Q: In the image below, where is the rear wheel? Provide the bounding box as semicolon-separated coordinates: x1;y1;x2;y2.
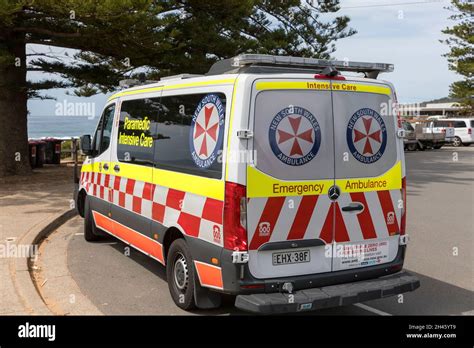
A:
452;136;462;147
166;239;196;310
407;143;417;151
84;196;101;242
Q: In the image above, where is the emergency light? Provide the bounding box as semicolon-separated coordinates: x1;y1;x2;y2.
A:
208;54;394;78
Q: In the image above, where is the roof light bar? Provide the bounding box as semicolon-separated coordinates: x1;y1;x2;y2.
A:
208;54;394;78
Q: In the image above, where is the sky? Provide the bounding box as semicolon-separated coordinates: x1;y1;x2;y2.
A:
27;0;460;117
334;0;458;103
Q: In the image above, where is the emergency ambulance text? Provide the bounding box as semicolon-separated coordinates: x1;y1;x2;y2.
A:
273;183;324;195
344;179;387;190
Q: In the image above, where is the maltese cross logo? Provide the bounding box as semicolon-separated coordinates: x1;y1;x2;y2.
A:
346;108;387;164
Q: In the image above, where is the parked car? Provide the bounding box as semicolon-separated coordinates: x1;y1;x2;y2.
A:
440;118;474;147
431;120;456;144
402;121;417;151
414;121;454;150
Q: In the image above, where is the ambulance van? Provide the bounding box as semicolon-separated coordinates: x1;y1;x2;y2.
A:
75;55;420;313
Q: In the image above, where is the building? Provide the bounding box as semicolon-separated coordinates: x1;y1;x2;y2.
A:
400;101;463;120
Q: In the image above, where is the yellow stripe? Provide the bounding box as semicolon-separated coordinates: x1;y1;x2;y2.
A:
337;161;402;193
247;166;332;198
81;162;224;200
225;79;239;180
255;81;391;96
247;161;402;198
108;78;237;102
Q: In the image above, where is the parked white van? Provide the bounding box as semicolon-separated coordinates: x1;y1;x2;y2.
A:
75;54;420;314
440;118;474;147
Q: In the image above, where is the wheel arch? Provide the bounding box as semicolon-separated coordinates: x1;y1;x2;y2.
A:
77;189;87;218
162;226;186;264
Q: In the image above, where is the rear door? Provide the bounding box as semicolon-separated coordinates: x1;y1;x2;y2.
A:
331;79;402;271
246;79;335;279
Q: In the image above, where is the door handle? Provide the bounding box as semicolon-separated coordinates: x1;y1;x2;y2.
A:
342;202;364;212
114;165;120;173
103;163;109;171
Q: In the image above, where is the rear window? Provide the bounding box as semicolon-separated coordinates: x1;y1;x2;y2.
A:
332;87;397;179
471;120;474;128
252;89;335;181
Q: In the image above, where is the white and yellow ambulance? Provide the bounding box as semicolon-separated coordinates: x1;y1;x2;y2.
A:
75;55;420;313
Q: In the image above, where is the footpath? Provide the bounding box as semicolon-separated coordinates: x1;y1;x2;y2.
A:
0;165;77;314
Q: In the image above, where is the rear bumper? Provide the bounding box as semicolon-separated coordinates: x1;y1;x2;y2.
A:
235;271;420;314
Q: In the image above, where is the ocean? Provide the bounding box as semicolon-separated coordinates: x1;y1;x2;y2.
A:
28;116;98;139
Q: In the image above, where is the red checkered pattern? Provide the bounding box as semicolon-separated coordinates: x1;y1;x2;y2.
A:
80;171;224;246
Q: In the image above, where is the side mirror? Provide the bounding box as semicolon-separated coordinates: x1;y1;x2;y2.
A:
80;135;94;156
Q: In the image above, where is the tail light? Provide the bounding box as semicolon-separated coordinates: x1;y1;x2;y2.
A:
393;94;402;128
468;128;472;135
223;182;248;251
400;177;406;235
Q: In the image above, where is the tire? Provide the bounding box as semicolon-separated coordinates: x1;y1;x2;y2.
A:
166;239;196;310
452;136;462;147
407;143;417;151
84;196;101;242
433;145;443;149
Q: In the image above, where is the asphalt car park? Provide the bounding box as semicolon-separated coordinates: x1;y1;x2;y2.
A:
39;146;474;315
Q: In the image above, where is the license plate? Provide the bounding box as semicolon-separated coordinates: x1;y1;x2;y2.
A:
272;249;310;266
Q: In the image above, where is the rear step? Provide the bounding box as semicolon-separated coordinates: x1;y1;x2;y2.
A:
235;271;420;314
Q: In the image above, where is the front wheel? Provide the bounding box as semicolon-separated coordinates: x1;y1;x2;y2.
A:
166;239;196;310
84;196;102;242
407;143;417;151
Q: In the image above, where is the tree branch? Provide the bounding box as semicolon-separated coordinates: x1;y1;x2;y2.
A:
14;27;81;38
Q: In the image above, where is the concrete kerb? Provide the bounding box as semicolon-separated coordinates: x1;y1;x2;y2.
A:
11;209;78;315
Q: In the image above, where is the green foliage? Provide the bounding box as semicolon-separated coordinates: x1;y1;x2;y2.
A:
0;0;355;98
442;0;473;114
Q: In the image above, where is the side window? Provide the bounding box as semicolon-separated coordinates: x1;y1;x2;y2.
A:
92;104;115;156
402;122;414;131
454;121;466;128
117;98;160;166
155;93;226;179
434;121;449;127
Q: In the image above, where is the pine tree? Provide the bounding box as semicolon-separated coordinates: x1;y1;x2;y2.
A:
0;0;355;176
442;0;473;114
